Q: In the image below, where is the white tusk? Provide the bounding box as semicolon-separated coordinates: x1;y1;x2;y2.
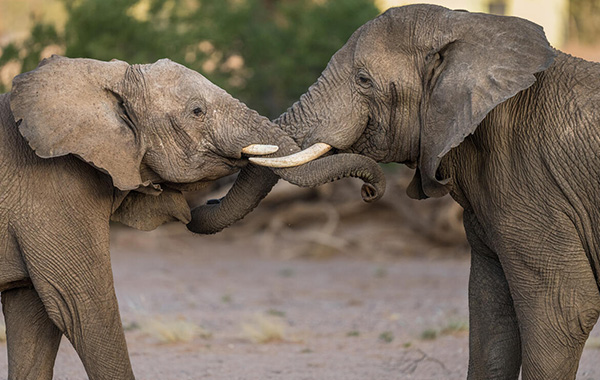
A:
241;144;279;155
249;142;332;168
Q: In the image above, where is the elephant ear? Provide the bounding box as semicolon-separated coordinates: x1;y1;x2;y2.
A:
10;55;147;191
111;188;191;231
407;9;556;199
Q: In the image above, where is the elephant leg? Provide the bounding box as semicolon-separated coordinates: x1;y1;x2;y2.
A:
464;213;521;380
467;252;521;379
2;287;62;380
501;225;600;380
18;223;135;380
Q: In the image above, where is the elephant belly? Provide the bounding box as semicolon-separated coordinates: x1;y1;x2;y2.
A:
0;208;29;291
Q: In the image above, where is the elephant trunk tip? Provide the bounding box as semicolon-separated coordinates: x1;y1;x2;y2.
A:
186;203;226;235
361;183;383;203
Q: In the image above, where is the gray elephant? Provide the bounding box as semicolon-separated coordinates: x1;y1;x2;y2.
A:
189;4;600;380
0;55;385;379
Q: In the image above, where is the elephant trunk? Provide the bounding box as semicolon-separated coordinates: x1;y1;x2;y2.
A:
186;114;385;235
273;42;357;151
269;154;384;202
186;157;385;235
186;164;279;234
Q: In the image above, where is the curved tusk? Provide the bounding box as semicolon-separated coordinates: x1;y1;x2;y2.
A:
241;144;279;155
249;142;332;168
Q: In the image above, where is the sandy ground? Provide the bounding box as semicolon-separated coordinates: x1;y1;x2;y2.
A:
0;181;599;379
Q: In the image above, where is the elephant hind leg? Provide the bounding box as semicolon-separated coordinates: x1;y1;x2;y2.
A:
2;287;62;380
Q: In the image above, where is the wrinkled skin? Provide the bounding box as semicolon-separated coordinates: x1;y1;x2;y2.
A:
194;4;600;379
0;55;384;379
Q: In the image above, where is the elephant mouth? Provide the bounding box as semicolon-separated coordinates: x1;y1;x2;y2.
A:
229;158;249;169
223;144;283;169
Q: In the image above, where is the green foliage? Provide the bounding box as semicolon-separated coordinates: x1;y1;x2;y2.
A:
0;0;379;117
0;21;62;93
62;0;164;63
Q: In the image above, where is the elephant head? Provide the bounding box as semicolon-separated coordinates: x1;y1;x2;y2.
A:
10;55;385;231
256;4;555;199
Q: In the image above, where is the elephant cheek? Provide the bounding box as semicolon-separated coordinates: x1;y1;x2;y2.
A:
187;161;240;183
347;132;384;161
306;117;370;153
341;117;387;162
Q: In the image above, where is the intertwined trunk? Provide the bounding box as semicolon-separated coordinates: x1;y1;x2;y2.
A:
187;55;381;235
187;102;384;234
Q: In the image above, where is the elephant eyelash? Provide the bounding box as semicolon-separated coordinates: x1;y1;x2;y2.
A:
358;75;371;86
192;106;206;123
355;70;374;89
192;104;206;119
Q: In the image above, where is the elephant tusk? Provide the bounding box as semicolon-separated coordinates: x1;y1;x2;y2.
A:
249;143;332;168
241;144;280;155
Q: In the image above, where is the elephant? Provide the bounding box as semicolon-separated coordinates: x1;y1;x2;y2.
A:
0;55;385;379
188;4;600;380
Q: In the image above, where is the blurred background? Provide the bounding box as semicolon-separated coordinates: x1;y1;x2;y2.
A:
1;0;599;116
1;1;600;378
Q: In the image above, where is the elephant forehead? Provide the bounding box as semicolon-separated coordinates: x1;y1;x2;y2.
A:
144;61;226;103
359;4;449;54
354;35;415;78
354;21;413;66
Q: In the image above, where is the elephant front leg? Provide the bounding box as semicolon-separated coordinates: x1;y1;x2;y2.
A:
466;232;521;380
500;223;600;380
19;224;135;380
2;287;62;380
510;260;600;379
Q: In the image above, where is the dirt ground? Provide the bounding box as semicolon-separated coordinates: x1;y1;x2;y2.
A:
0;180;599;380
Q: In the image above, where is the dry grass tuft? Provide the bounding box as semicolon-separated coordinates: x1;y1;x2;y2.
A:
420;318;469;341
420;328;438;340
241;314;287;343
440;319;469;335
379;331;394;343
139;316;211;344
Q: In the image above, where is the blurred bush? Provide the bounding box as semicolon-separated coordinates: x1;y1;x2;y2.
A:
569;0;600;45
0;0;379;118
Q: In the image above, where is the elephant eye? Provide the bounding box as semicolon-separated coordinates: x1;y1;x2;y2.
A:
192;106;204;117
356;72;373;88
